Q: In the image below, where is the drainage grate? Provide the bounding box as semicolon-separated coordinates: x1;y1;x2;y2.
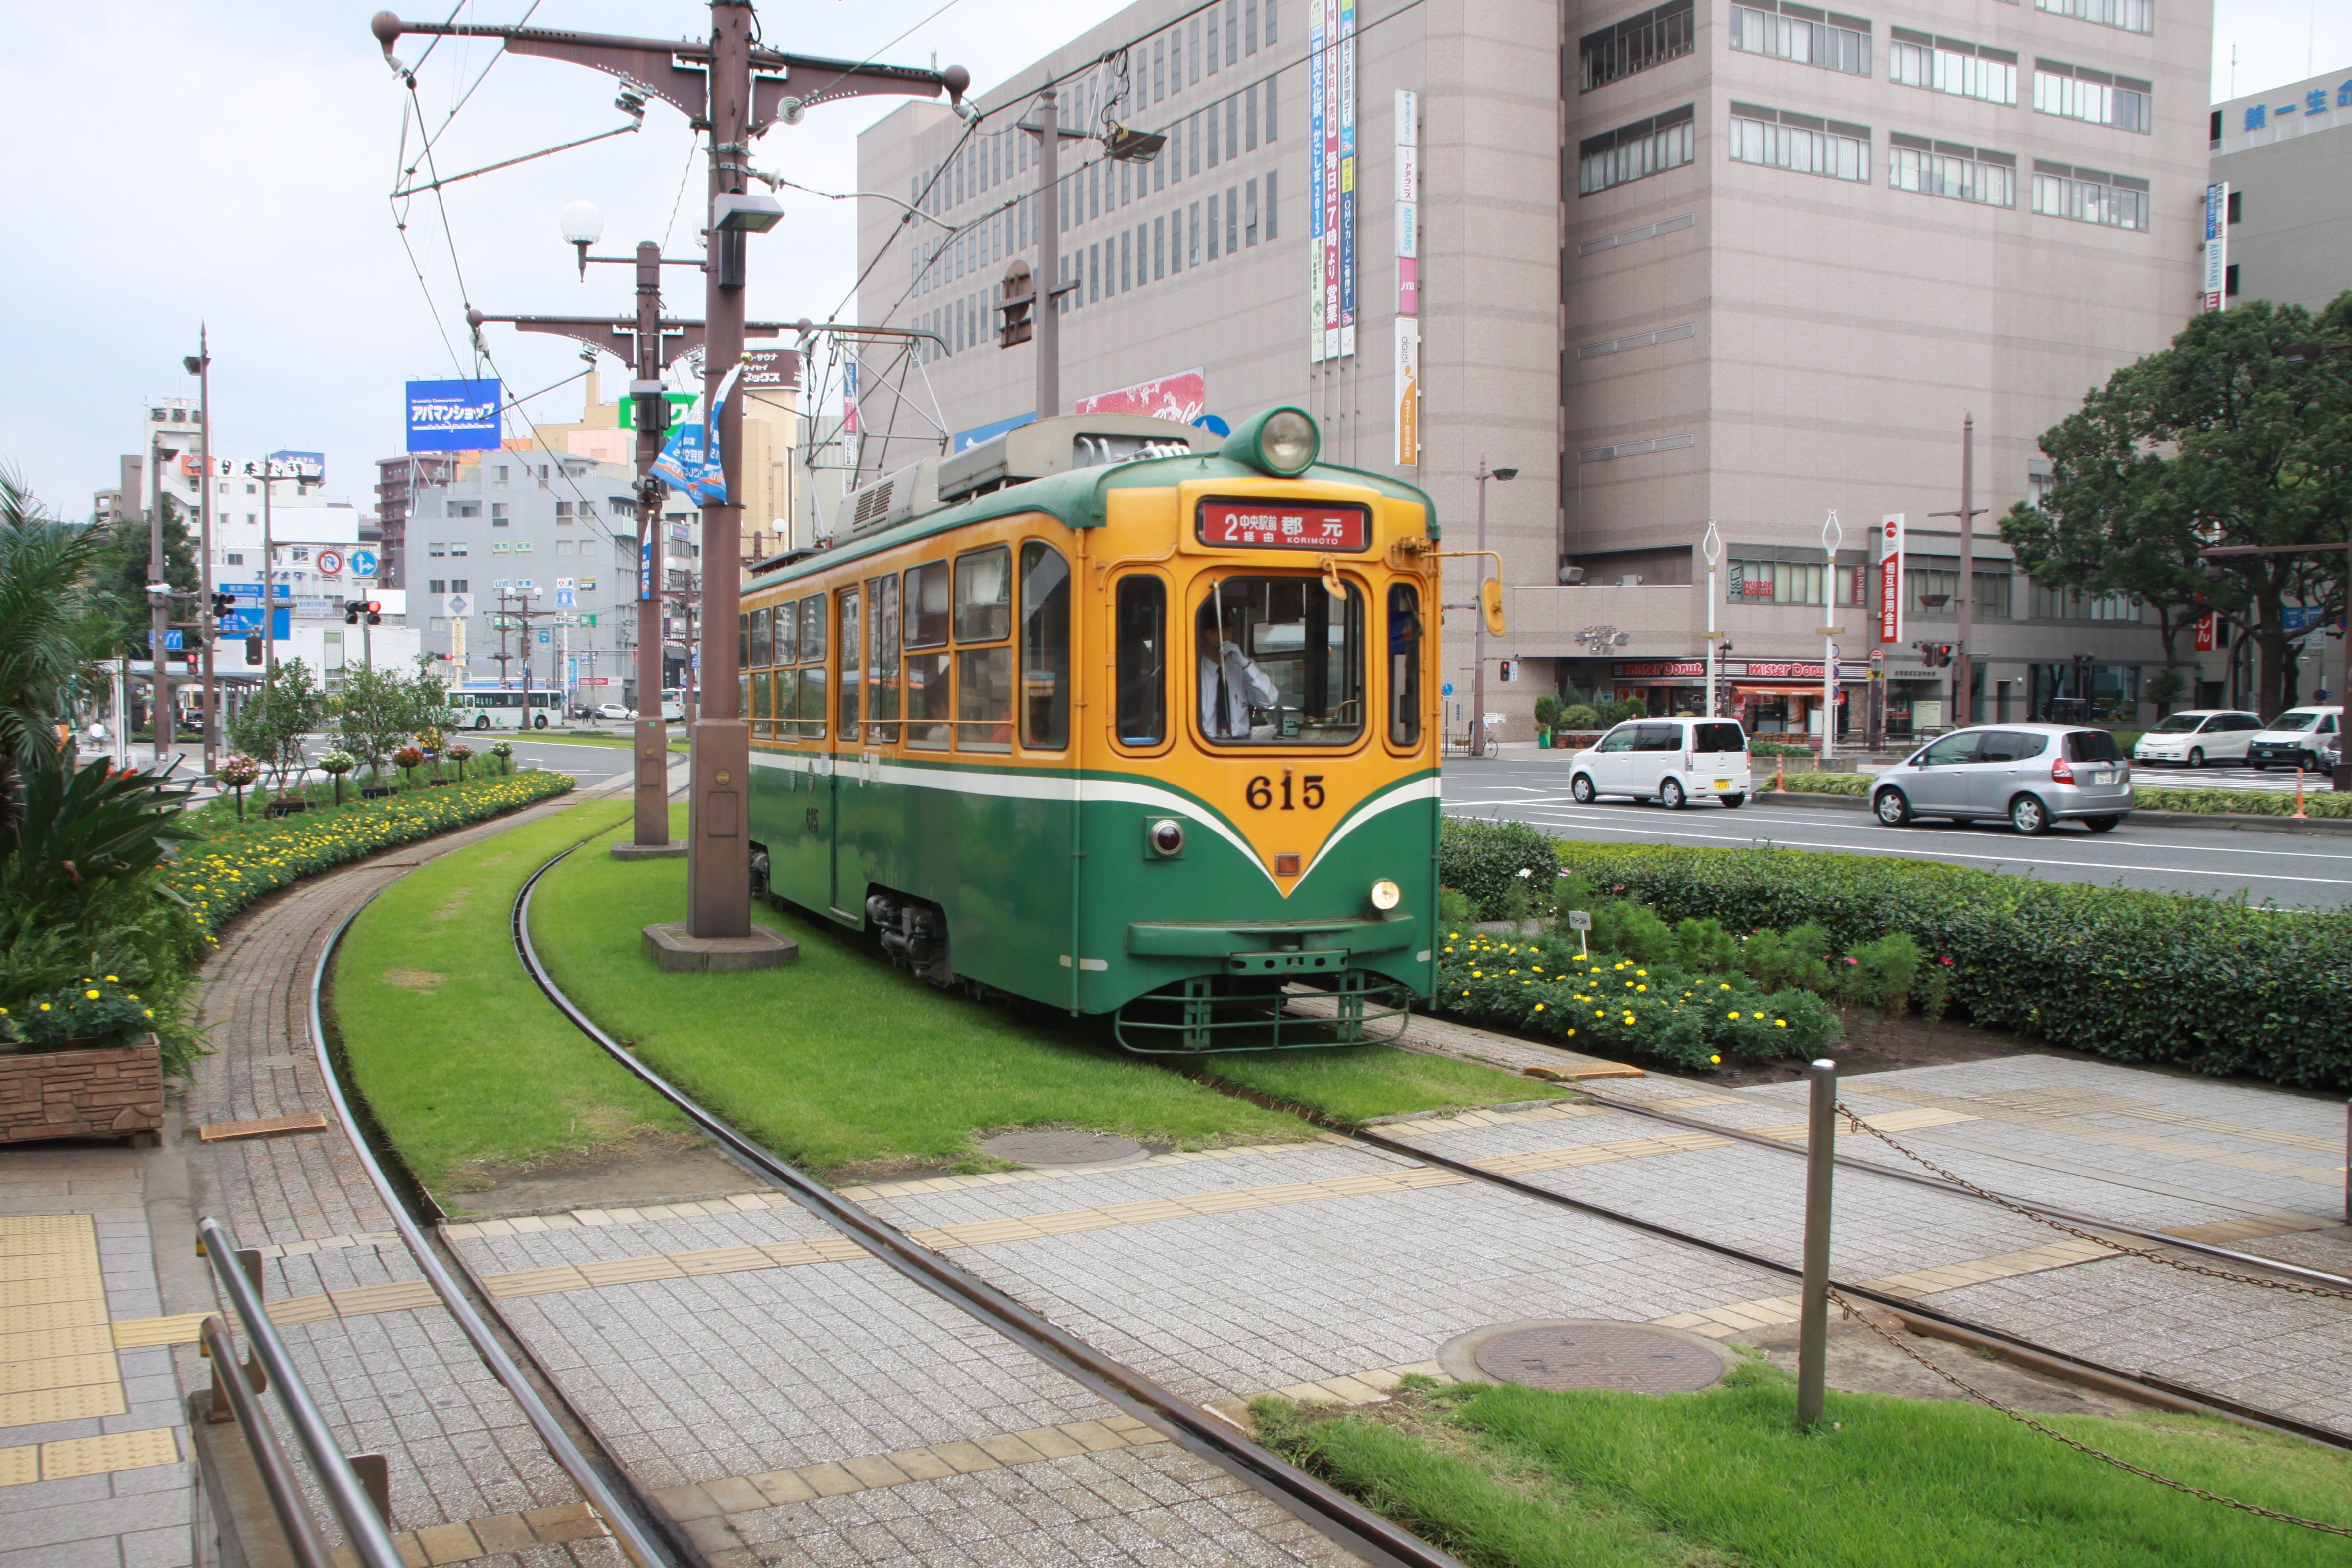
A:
979;1131;1147;1167
1472;1323;1727;1394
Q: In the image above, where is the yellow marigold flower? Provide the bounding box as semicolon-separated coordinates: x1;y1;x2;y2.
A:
143;1010;154;1018
84;990;100;1000
1728;1010;1740;1019
38;1004;50;1012
104;975;118;982
1710;1054;1721;1064
1534;1003;1545;1012
1636;984;1647;992
1775;1019;1788;1028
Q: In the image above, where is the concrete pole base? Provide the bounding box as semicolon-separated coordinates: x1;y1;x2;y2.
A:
641;921;798;973
610;840;689;861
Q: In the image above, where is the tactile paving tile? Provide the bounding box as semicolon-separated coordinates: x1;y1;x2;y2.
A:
0;1215;126;1431
34;1427;180;1481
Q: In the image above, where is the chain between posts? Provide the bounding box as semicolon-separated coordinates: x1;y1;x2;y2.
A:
1834;1101;2352;1301
1823;1286;2352;1537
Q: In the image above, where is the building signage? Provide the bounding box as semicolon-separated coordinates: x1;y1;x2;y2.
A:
1309;0;1358;362
2202;182;2228;313
1392;88;1419;466
1614;660;1860;680
1878;512;1905;645
2194;611;2217;652
952;412;1039;452
740;347;803;392
1394;319;1420;466
405;379;503;453
1076;369;1207;423
618;392;699;432
267;450;326;481
1196;501;1369;551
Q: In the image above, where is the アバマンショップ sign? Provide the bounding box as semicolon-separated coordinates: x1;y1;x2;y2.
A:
1197;501;1369;551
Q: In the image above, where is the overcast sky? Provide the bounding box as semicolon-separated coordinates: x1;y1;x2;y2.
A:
0;0;2343;519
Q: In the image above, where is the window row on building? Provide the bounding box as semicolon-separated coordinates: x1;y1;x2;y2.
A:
913;76;1278;299
913;0;1278;223
917;170;1280;360
1888;133;2016;207
1580;0;1697;92
1729;2;1869;78
2033;57;2152;130
1577;104;1697;194
1726;102;1872;182
1716;557;2143;621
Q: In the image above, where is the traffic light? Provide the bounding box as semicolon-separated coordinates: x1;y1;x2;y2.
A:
365;601;383;626
210;591;236;618
998;260;1034;348
343;599;363;624
244;635;263;666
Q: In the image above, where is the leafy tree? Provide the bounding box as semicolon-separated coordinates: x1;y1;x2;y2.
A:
227;658;325;792
407;656;457;740
336;664;416;784
0;473;123;834
86;494;201;663
2002;294;2352;717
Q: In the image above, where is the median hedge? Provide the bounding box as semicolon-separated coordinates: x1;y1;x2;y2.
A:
162;770;575;932
1545;838;2352;1089
1769;769;2352;817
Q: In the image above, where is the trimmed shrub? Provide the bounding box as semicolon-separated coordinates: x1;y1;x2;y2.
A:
1838;931;1922;1014
1560;703;1600;731
1438;819;1562;921
1555;840;2352;1089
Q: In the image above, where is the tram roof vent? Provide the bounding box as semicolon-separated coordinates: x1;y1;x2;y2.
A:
836;459;941;538
935;413;1218;505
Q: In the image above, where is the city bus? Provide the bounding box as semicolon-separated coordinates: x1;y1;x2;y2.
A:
447;687;566;730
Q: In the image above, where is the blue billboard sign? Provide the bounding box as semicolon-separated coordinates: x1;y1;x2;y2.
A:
405;379;503;453
952;412;1037;452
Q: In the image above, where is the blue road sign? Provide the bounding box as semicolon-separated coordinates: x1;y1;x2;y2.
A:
218;609;263;634
537;630;552;644
147;630;185;651
1441;682;1454;696
350;549;379;578
555;588;576;608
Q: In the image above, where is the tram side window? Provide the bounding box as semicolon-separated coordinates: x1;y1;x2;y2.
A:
1114;575;1167;745
955;546;1013;753
748;606;771;669
751;666;771;737
1198;576;1365;746
838;586;861;743
1387;583;1422;747
867;575;900;743
797;594;827;741
775;599;799;665
1020;542;1071;749
904;561;951;749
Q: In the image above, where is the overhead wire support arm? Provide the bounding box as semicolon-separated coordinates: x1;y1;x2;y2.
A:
389;120;643;200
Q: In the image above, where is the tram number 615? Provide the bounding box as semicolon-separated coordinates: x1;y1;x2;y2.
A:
1246;774;1325;810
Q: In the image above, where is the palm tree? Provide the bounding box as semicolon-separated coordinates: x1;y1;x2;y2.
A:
0;471;113;833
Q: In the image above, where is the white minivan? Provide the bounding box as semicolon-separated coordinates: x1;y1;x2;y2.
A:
2245;706;2342;772
1570;717;1754;809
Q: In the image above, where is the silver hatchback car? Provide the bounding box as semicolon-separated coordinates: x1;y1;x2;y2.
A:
1872;724;2133;835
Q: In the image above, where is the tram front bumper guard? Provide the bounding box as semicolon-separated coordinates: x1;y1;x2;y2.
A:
1124;914;1413;964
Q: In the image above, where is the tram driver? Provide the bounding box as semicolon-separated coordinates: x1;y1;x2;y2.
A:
1198;600;1280;741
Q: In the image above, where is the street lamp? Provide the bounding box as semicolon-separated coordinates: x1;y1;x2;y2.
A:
183;332;216;774
1470;462;1517;757
559;199;603;278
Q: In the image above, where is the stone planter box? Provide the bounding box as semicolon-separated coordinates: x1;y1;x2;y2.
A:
0;1036;165;1147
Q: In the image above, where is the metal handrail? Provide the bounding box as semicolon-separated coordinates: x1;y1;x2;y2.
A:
199;1215;405;1568
198;1313;331;1568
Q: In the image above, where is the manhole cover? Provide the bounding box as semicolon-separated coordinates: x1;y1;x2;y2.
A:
979;1131;1146;1167
1472;1323;1727;1394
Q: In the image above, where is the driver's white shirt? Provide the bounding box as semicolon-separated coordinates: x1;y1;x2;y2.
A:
1198;646;1279;737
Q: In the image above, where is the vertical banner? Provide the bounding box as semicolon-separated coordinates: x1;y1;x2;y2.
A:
1396;89;1418;316
2202;181;2228;312
2194;612;2217;653
1394;318;1420;466
1308;0;1328;362
1337;0;1358;359
1877;513;1905;645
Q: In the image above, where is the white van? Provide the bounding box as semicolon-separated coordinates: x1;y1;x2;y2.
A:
2244;706;2341;772
1569;717;1754;808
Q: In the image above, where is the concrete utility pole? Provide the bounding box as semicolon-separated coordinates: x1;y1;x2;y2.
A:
1019;87;1087;419
1469;461;1517;757
184;331;217;774
147;430;174;771
1931;417;1987;729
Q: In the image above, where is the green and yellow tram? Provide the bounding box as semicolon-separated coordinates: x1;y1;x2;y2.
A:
740;407;1478;1050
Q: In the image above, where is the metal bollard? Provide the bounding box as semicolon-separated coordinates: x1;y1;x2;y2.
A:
1797;1058;1837;1428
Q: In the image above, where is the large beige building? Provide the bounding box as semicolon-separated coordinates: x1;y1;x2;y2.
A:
856;0;2208;741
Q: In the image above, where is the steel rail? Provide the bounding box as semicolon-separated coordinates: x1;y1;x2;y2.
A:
197;1311;335;1568
511;845;1472;1568
198;1217;405;1568
1333;1121;2352;1451
307;834;682;1568
1572;1084;2352;1290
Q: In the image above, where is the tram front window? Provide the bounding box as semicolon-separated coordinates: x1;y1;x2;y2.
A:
1196;576;1364;746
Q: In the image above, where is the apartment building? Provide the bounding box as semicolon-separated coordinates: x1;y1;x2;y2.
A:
854;0;2207;739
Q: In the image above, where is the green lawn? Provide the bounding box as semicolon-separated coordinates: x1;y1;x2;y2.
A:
1255;1370;2352;1568
1204;1046;1548;1124
526;822;1306;1179
330;799;692;1198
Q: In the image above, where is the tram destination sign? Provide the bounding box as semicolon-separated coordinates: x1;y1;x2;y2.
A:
1196;500;1369;552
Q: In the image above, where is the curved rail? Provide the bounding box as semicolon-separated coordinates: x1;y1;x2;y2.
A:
511;845;1473;1568
309;870;681;1567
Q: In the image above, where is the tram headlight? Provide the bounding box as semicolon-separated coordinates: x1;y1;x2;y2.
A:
1224;406;1321;476
1369;879;1403;912
1147;819;1187;858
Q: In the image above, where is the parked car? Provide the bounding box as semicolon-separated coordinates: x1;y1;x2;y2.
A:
1568;717;1753;809
592;702;635;722
2130;709;2262;768
2244;706;2342;771
1871;724;2131;835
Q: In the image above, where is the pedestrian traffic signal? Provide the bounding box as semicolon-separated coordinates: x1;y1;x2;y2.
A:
998;260;1034;348
245;635;263;666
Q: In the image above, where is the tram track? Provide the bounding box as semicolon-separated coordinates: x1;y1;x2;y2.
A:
503;843;1472;1568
